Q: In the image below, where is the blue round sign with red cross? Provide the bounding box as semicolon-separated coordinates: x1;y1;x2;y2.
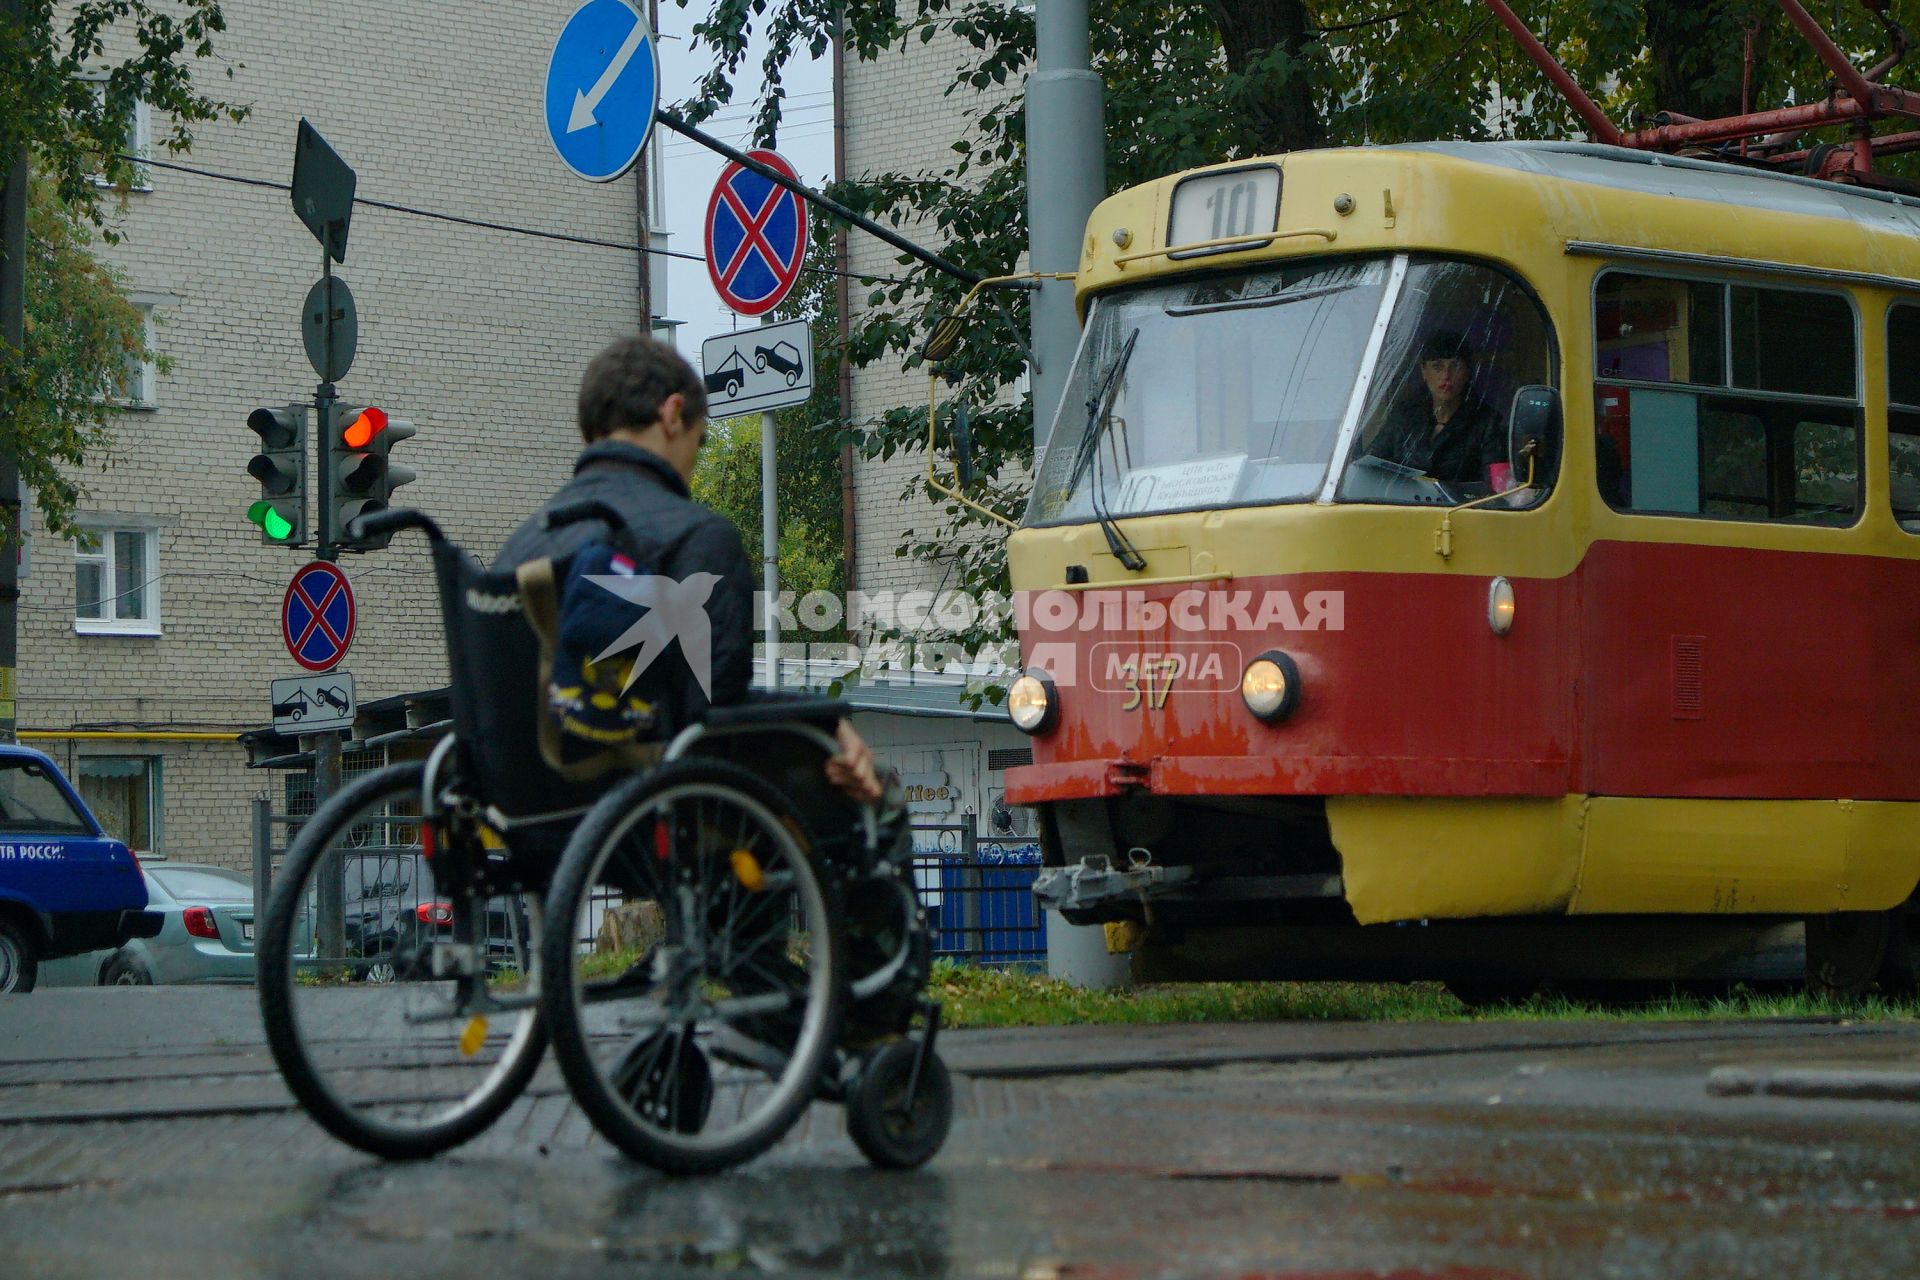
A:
704;149;808;317
282;562;356;673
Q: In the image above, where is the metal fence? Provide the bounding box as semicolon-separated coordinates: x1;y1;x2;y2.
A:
910;818;1046;967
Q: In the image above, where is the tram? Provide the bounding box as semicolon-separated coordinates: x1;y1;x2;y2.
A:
977;139;1920;998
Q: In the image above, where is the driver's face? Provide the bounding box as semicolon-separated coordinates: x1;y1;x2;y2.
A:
1421;356;1468;408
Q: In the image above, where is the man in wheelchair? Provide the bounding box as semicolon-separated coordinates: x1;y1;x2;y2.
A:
494;333;882;807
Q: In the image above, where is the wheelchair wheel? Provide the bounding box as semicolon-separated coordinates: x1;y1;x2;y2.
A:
845;1040;953;1170
542;757;845;1174
258;761;546;1159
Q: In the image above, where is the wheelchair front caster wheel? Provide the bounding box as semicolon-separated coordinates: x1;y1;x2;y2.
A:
846;1040;953;1169
616;1027;714;1136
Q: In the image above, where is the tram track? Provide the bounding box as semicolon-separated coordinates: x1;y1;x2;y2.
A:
0;1018;1903;1128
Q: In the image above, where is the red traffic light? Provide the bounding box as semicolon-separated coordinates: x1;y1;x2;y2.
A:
341;406;388;448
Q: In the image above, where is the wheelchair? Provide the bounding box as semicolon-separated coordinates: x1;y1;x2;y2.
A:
255;506;950;1172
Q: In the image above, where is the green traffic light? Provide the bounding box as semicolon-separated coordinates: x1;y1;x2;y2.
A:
248;500;295;542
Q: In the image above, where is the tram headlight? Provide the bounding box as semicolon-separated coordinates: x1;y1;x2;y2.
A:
1008;669;1058;735
1240;651;1301;723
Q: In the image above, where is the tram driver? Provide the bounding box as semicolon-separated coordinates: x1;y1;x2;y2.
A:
1362;329;1507;490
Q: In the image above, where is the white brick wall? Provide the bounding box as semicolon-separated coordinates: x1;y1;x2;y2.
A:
841;12;1016;615
30;1;648;861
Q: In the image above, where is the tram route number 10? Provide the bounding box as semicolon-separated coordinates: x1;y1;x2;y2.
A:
1169;166;1282;257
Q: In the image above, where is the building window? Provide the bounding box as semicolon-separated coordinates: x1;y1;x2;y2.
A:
83;77;152;191
113;302;156;408
74;526;160;635
78;756;160;854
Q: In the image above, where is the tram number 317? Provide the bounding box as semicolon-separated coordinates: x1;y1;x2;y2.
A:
1119;656;1180;711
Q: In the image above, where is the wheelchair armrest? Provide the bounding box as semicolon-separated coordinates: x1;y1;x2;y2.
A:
701;697;849;730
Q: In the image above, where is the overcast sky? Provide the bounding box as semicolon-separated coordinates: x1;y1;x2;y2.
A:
652;8;834;372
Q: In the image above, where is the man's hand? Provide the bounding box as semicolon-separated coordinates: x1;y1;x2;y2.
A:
824;719;884;807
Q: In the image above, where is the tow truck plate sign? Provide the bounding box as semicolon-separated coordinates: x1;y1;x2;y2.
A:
270;671;357;734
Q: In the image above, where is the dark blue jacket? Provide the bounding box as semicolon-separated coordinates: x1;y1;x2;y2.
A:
493;441;755;715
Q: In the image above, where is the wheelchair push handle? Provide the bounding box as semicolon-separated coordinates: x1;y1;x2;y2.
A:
346;507;445;545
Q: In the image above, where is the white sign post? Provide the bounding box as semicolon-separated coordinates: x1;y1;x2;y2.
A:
702;318;815;690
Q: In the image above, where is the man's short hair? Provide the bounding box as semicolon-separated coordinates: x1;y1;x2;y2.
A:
577;335;708;443
1421;329;1473;363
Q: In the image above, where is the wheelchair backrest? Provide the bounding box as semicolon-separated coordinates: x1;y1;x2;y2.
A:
430;540;610;819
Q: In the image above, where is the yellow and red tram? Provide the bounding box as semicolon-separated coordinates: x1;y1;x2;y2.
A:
995;141;1920;995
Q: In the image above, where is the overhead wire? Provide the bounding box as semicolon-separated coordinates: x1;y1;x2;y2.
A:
120;153;920;288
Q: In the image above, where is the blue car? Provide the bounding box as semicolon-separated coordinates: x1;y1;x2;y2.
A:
0;745;161;992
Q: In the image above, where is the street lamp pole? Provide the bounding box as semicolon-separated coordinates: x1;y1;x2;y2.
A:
1026;0;1128;987
0;0;28;745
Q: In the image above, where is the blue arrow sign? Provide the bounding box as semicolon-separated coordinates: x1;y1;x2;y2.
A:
545;0;659;183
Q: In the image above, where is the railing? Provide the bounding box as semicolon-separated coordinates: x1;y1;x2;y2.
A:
911;817;1046;967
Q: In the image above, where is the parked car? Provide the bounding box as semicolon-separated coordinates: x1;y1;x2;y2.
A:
94;863;256;986
0;745;160;992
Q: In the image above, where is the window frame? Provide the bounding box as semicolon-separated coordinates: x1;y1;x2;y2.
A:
80;74;152;192
72;521;162;636
1886;299;1920;535
111;300;158;409
76;754;163;855
1591;265;1865;528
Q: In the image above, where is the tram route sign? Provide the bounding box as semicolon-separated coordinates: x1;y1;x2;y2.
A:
545;0;660;183
270;671;357;734
705;149;808;316
282;561;356;673
700;318;814;418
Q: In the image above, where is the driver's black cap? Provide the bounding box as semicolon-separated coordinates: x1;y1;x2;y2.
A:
1420;329;1473;362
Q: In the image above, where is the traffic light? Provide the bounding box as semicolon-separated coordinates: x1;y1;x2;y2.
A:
246;405;307;544
327;403;417;550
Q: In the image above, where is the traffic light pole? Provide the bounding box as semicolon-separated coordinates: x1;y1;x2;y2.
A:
313;248;341;560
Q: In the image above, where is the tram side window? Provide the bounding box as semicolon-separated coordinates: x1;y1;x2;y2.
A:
1595;271;1860;525
1888;303;1920;530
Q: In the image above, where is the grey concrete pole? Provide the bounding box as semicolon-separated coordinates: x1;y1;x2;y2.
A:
0;0;25;744
1026;1;1103;452
1027;0;1129;988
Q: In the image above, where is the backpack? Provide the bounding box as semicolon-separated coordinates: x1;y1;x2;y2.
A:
516;534;675;782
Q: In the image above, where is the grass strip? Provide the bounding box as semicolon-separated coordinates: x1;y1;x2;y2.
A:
927;959;1920;1030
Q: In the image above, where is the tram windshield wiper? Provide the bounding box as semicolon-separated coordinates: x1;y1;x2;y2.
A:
1068;327;1147;571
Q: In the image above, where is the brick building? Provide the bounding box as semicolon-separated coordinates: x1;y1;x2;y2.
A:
30;1;659;865
831;11;1032;838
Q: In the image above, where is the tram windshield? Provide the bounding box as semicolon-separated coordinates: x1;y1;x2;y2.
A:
1025;255;1557;525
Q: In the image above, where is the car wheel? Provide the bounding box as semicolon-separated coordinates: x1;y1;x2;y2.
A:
786;369;799;387
753;353;768;373
102;955;153;987
0;917;39;993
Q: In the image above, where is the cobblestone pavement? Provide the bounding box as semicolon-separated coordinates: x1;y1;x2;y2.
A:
3;989;1918;1279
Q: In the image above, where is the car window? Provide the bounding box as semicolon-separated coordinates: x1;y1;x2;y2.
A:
148;866;251;902
0;758;95;835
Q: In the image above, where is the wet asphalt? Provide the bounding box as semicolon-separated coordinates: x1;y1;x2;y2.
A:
2;988;1918;1279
